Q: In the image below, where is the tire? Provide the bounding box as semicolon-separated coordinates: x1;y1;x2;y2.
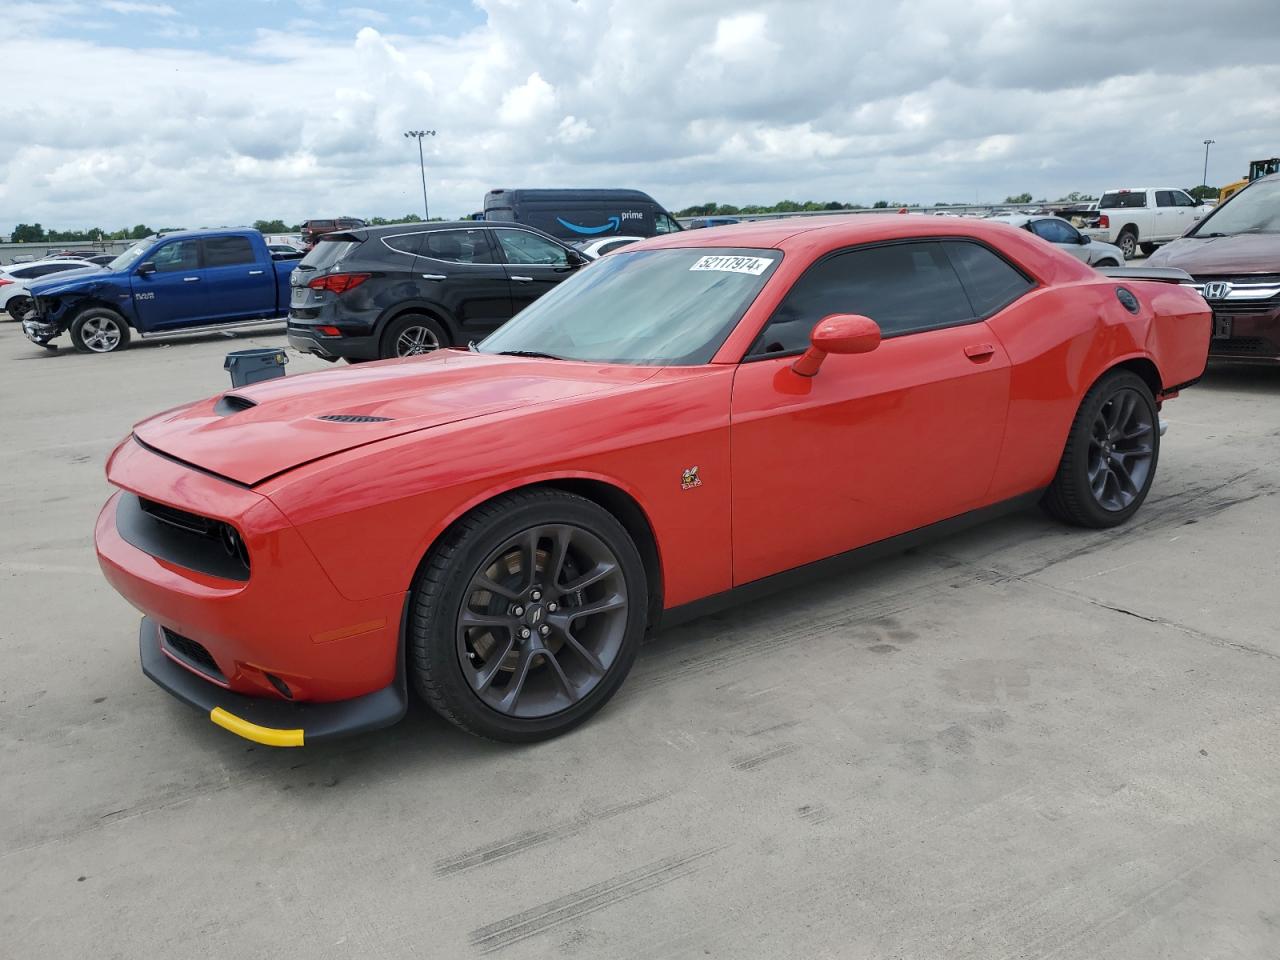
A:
1116;230;1138;260
381;313;447;359
1043;370;1159;528
1139;242;1158;257
70;307;131;354
410;488;648;742
1094;259;1119;268
6;296;32;321
344;356;374;364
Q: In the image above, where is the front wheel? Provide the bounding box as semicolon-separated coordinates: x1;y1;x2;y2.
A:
410;488;648;742
70;308;131;354
1043;370;1159;528
1139;242;1158;257
6;296;32;321
1093;258;1119;268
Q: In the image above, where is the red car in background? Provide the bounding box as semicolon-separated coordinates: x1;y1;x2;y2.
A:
95;216;1210;747
299;216;367;250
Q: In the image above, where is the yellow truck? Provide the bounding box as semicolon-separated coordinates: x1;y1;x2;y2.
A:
1219;158;1280;203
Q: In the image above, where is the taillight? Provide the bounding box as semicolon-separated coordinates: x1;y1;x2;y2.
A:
308;273;371;294
1097;214;1110;228
0;278;12;287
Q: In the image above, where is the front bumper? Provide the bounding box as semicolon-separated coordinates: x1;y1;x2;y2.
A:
1206;306;1280;363
139;617;406;746
22;316;61;345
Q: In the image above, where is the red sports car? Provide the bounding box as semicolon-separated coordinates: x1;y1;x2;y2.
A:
95;217;1210;747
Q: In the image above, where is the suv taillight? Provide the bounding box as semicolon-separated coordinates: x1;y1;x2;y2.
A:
1097;214;1109;228
308;273;371;294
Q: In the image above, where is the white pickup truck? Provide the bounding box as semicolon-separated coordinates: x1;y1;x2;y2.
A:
1084;187;1211;259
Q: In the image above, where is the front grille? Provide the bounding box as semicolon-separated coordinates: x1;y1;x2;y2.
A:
1211;301;1279;317
162;628;225;682
118;494;250;581
316;414;393;423
1194;273;1280;285
1210;337;1276;356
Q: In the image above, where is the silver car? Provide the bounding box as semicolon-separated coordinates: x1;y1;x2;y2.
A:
988;214;1126;268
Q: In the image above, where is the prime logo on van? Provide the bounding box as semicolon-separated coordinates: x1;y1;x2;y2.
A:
555;211;642;236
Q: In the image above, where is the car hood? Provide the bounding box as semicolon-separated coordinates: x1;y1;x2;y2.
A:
29;267;114;295
132;351;660;485
1148;233;1280;274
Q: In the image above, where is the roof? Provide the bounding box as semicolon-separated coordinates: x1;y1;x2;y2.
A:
632;213;1035;252
485;188;658;202
147;227;262;241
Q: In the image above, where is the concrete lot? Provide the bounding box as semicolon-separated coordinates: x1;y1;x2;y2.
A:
2;320;1277;959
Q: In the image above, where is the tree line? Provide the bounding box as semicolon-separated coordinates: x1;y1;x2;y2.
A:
6;214;439;244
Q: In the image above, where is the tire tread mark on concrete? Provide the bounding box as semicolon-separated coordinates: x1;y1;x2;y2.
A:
731;742;798;771
469;847;721;953
434;794;665;877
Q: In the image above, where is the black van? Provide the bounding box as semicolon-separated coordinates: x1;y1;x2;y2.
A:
483;188;683;241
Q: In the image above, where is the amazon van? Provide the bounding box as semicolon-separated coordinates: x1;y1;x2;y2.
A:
483;188;683;240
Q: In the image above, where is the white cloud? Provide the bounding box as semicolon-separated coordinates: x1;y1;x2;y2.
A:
101;1;177;15
1;0;1278;232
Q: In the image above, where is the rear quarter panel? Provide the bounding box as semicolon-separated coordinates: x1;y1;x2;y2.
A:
984;277;1209;501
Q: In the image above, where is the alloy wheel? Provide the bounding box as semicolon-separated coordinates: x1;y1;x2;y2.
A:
456;523;629;719
395;325;440;357
1088;387;1155;511
82;316;122;352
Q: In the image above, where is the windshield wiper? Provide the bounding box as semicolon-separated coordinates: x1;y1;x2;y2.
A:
1198;232;1229;238
495;350;564;360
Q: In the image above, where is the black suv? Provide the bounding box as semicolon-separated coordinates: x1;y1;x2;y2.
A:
287;221;587;362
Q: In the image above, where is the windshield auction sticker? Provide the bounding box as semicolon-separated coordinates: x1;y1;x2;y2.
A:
689;255;774;275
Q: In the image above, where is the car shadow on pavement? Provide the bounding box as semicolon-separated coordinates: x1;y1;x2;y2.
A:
1198;363;1280;394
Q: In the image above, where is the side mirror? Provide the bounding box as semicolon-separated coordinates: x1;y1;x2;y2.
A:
1078;234;1091;244
792;314;881;377
566;249;587;267
137;261;157;276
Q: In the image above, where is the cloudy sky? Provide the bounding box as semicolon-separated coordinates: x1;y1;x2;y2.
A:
3;0;1279;232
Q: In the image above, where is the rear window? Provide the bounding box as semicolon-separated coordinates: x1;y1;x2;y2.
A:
1100;192;1147;209
299;239;358;272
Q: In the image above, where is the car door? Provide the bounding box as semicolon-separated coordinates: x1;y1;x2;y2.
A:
492;228;581;314
408;228;513;339
1030;218;1086;261
1172;190;1203;231
729;239;1021;586
200;235;273;321
129;238;208;328
1153;190;1179;241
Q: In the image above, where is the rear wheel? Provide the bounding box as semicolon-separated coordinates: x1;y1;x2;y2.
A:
409;488;647;742
70;307;131;354
6;295;32;321
1116;230;1138;260
382;313;446;359
1043;370;1159;528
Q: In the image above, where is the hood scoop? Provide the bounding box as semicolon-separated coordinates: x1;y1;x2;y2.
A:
316;414;394;423
214;394;257;416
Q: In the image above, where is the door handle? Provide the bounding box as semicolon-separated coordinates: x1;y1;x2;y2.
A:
183;276;201;282
421;274;447;281
510;275;534;282
248;269;264;276
964;343;995;362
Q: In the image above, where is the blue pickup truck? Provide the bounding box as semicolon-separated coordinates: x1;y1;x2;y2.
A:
21;228;301;354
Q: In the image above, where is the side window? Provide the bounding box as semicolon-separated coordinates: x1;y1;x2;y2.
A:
1033;219;1080;244
655;212;680;234
1173;191;1197;207
750;241;974;356
150;240;201;273
419;229;496;264
202;236;255;267
943;241;1033;317
1155;191;1176;208
495;230;569;266
383;232;424;257
9;266;38;279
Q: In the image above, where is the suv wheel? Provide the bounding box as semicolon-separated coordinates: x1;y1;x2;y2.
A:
382;313;446;359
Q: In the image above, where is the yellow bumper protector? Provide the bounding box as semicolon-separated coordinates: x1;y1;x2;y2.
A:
210;707;304;747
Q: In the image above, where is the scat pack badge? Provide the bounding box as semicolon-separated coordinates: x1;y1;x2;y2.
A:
681;466;702;491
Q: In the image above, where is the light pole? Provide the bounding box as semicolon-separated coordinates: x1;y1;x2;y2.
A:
1202;138;1215;188
403;129;436;220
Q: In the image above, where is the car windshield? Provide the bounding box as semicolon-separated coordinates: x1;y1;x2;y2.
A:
1191;178;1280;236
479;247;781;365
108;241;150;272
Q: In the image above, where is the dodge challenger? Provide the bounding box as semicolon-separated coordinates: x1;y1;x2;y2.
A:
95;216;1211;747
